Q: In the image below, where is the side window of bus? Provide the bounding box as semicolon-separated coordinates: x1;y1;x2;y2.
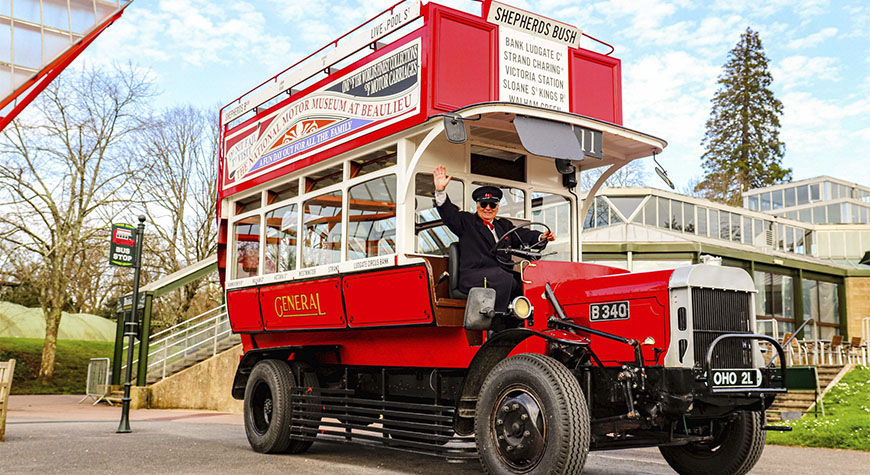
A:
348;175;396;259
302;190;342;268
265;204;297;273
531;192;572;261
233;216;261;278
471;182;525;218
415;173;462;256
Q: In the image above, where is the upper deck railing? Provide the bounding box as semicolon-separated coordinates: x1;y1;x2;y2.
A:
221;0;423;129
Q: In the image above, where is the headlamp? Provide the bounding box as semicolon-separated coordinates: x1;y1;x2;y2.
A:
509;296;533;319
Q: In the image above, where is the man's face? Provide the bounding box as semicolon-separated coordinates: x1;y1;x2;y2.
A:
476;200;499;221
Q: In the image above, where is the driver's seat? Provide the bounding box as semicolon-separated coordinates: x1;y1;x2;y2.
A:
447;242;467;299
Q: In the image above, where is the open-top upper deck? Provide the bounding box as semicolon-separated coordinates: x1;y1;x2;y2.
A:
219;0;627;200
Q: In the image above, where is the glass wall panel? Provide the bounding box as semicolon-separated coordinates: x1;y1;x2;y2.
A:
785;187;796;207
672;201;684;231
827;203;841;223
719;210;730;240
753;219;764;246
302;190;343;267
799;208;811;223
415;174;462;255
348;175;396;259
608;196;644;221
265;204;297;273
43;0;71;31
797;185;809;205
748;195;759;210
684;203;695;233
772;190;783;209
742;217;752;244
811;184;821;201
761;192;771;211
698;207;708;236
730;212;741;242
812;206;826;224
658;198;670;229
754;271;767;318
596;197;610;227
643;197;656;227
785;226;794;252
709;209;719;238
819;282;839;325
844;231;861;257
233;216;261;278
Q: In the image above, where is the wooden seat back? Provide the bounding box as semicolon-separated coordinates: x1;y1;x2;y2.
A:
830;335;843;347
0;359;15;442
851;336;863;348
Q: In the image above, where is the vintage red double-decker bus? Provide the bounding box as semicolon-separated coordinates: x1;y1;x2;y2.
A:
217;2;787;473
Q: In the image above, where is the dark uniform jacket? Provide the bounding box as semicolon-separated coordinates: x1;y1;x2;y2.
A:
436;195;542;311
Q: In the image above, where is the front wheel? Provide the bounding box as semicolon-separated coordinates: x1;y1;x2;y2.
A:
475;353;590;475
659;411;766;475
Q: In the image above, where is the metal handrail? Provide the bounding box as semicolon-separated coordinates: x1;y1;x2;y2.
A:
120;305;238;382
766;319;814;368
148;305;226;341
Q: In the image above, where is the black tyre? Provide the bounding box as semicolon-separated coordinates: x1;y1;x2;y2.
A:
659;411;766;475
475;353;590;475
244;359;294;453
285;362;321;454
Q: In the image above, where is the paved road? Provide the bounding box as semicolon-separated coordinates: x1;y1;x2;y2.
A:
3;395;869;474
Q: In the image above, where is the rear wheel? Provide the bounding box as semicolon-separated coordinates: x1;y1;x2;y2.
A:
244;359;294;453
474;353;590;475
659;411;766;475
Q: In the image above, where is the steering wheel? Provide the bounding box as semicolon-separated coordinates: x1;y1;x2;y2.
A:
490;222;552;267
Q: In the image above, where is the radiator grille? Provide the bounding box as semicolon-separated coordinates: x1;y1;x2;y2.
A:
691;288;753;369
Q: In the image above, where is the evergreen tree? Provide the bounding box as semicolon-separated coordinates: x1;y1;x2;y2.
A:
696;27;790;206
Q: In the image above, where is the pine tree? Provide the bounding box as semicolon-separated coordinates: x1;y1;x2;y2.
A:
695;27;791;206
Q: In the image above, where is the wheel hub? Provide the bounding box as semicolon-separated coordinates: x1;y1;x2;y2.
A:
492;388;546;470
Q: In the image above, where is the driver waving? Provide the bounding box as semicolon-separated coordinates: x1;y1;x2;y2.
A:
433;165;555;312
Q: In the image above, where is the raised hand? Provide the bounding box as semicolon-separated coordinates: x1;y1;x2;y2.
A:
433;165;452;192
540;230;556;241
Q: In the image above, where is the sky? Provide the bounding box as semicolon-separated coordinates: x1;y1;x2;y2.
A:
78;0;870;192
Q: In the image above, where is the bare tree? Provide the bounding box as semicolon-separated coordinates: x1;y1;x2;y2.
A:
135;105;219;323
581;159;649;191
0;64;153;383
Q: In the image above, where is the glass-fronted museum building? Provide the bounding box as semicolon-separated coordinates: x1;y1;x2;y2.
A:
582;176;870;342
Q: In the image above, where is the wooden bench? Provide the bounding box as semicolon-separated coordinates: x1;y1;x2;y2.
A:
0;359;15;442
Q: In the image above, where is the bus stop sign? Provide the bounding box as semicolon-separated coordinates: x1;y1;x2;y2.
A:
109;223;137;267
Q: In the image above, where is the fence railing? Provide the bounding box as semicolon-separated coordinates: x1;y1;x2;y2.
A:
121;304;239;383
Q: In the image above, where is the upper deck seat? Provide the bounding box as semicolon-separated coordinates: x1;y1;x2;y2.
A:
448;242;467;300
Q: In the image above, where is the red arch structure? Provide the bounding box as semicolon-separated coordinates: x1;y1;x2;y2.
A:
0;1;132;132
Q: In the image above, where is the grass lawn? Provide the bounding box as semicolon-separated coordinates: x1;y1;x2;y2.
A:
0;337;114;395
767;365;870;451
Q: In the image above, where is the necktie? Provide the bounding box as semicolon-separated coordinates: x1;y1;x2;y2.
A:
483;220;493;230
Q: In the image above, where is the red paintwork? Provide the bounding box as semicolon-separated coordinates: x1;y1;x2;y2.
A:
524;263;673;365
228;260;675;369
259;278;345;331
218;2;623;202
570;49;623;124
344;266;434;327
226;288;262;332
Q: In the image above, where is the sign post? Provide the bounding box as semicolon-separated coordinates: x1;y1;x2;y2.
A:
114;216;145;434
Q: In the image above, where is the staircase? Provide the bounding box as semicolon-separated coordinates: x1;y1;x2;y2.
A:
767;364;847;421
120;304;241;386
